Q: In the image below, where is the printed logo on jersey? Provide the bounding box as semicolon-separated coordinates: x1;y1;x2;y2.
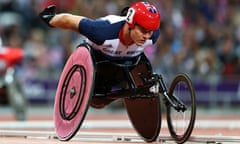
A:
126;50;142;55
126;8;135;24
103;47;122;55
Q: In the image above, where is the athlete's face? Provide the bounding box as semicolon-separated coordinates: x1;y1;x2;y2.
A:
130;24;153;46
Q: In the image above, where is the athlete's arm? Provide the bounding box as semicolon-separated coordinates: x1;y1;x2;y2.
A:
50;14;85;32
39;5;85;32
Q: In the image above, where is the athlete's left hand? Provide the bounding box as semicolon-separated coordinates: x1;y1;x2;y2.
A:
39;5;56;27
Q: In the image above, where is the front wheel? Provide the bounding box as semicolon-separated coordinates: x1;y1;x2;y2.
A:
166;73;196;144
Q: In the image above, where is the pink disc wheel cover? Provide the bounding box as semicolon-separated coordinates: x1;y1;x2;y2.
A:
54;46;94;140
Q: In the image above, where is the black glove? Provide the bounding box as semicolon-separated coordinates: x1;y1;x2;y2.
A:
39;5;56;27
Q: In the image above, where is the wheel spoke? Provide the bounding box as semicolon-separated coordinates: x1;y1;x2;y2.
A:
166;73;196;143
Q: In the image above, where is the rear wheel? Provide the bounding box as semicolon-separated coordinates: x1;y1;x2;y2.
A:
125;97;161;142
166;73;196;144
125;62;161;142
54;46;95;141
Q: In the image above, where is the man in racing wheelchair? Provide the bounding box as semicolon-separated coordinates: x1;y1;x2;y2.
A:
39;2;196;143
40;1;161;108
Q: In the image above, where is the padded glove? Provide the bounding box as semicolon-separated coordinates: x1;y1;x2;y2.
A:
39;5;56;27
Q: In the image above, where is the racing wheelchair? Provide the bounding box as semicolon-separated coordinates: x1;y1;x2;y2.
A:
0;42;27;121
53;43;196;144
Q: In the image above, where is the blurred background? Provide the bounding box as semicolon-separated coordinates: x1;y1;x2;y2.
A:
0;0;239;120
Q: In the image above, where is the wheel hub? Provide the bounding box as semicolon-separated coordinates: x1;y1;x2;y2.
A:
70;87;76;98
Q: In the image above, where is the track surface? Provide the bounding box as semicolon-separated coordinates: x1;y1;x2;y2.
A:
0;105;240;144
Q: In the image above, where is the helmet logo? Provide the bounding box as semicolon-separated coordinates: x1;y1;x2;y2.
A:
143;3;157;13
126;8;135;24
148;7;157;13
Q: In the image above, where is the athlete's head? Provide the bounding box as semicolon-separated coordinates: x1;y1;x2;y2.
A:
126;1;160;31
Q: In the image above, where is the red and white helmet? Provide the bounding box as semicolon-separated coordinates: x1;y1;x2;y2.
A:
126;1;160;30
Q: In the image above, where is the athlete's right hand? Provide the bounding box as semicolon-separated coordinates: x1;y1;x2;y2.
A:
39;5;56;27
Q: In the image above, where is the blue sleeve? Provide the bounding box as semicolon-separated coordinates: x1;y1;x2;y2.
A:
78;18;124;45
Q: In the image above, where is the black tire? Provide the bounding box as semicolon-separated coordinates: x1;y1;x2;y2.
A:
166;73;196;144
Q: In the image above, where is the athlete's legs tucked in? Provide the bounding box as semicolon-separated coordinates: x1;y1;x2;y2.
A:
90;48;153;108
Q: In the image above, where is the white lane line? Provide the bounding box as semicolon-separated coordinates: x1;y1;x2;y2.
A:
0;130;240;143
190;135;240;143
194;120;240;129
0;130;55;138
0;119;239;129
0;130;145;142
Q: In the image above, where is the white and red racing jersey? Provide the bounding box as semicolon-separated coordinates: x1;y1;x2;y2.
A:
78;15;160;59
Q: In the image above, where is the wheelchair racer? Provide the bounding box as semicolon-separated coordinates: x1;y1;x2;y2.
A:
39;1;160;59
39;1;161;108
